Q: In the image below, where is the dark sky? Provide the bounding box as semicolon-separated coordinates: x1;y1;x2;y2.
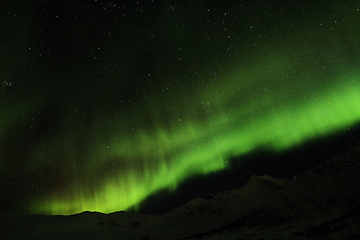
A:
1;0;360;215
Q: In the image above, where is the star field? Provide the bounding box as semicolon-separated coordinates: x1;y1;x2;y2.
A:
1;0;360;215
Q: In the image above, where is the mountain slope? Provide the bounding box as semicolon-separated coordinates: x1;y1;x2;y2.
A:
187;142;360;240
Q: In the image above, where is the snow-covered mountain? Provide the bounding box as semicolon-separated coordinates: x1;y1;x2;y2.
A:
1;142;360;240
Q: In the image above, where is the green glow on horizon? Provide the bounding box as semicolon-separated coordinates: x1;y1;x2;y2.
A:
30;72;360;215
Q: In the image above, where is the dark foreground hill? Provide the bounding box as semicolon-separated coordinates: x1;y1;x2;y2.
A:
1;142;360;240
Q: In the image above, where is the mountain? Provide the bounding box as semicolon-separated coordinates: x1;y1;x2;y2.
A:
1;142;360;240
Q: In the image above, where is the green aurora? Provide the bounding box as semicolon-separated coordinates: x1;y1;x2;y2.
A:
30;69;360;215
1;1;360;215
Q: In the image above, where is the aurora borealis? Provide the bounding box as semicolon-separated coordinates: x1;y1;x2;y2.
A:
1;1;360;215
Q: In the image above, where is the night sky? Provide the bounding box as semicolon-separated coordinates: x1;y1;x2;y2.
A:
1;0;360;215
